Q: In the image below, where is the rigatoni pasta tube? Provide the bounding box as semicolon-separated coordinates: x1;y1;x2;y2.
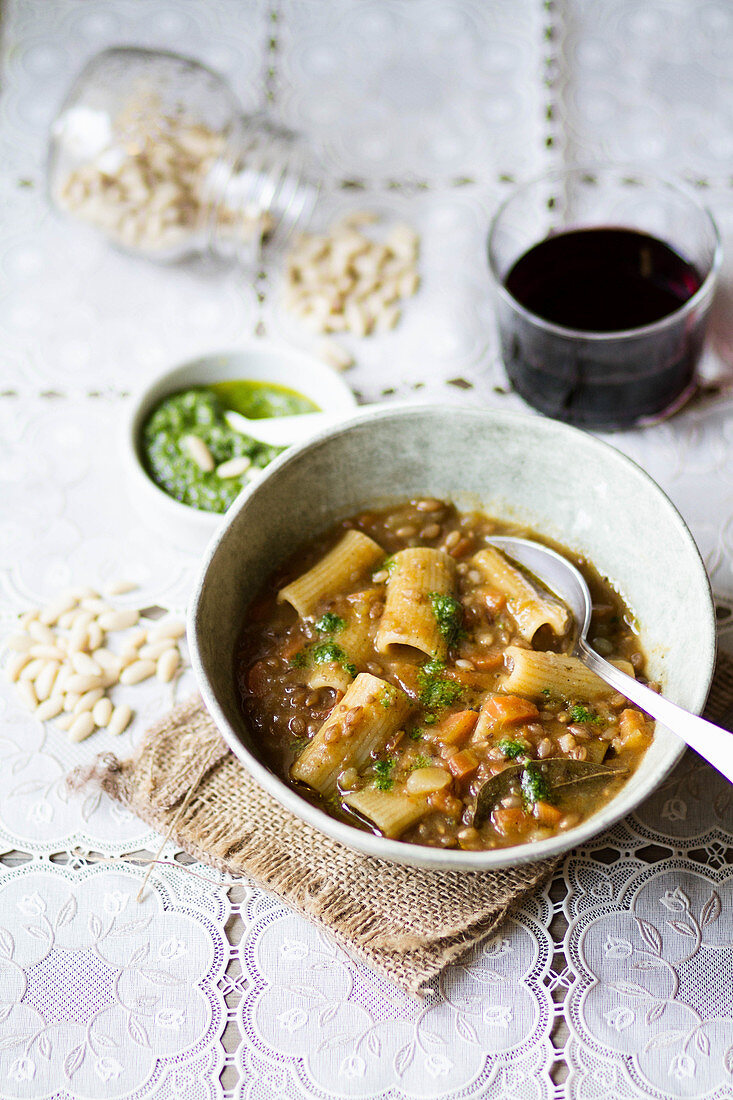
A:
278;530;384;618
502;646;624;701
344;788;430;839
375;548;456;660
471;547;570;640
338;615;374;669
290;673;411;798
306;664;354;694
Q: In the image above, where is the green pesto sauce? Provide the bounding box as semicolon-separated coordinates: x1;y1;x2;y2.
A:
210;380;318;420
142;381;319;514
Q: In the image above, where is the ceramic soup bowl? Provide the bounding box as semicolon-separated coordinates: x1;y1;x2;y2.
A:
188;405;716;870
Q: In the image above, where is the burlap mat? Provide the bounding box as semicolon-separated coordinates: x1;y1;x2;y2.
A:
75;651;733;994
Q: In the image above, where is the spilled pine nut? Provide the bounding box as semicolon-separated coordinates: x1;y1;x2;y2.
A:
17;680;38;710
28;621;56;647
86;621;104;651
29;644;66;661
71;652;102;677
148;619;185;643
97;609;140;632
92;647;121;671
139;639;176;661
73;688;105;715
156;648;180;683
106;580;138;596
20;658;46;682
69;711;95;743
93;697;113;728
120;659;156;685
36;697;64;722
108;704;133;736
66;673;104;694
34;661;60;702
6;652;31;682
39;593;77;626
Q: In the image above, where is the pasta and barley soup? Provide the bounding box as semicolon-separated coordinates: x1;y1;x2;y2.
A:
234;500;655;851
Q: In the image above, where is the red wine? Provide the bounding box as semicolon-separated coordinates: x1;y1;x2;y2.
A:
498;227;705;428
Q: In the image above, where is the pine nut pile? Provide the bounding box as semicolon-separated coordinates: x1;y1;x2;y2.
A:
55;100;271;255
283;211;421;339
3;583;185;743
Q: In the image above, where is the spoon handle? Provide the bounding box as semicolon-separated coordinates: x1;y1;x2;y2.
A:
226;409;346;446
578;640;733;783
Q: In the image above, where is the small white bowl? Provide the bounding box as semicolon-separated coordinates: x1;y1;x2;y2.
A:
123;342;357;551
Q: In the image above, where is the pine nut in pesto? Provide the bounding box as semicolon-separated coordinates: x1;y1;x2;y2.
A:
141;382;319;513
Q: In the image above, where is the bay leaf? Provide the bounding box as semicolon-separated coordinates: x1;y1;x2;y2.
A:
473;758;625;828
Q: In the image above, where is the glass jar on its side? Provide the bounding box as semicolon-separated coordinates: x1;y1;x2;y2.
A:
48;48;319;266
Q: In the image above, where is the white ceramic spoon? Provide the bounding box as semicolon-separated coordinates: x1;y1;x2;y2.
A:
225;407;360;446
490;536;733;784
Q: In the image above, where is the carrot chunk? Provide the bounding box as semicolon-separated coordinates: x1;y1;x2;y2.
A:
483;589;506;613
491;807;528;836
533;800;563;827
280;634;306;661
481;693;540;729
436;709;479;746
468;652;505;672
447;748;479;780
617;708;652;750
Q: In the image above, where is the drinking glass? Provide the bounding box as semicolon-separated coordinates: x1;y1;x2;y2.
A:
487;167;721;429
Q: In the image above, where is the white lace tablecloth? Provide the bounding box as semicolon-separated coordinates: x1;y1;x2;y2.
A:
1;2;733;1098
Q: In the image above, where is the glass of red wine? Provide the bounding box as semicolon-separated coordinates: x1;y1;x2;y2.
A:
487;167;721;429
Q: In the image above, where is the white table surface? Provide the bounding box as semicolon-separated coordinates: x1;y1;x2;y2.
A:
1;2;733;1098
